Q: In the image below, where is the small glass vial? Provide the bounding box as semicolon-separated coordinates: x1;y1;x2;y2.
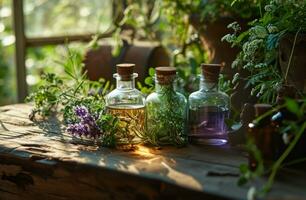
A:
188;63;230;145
145;67;187;146
105;63;145;145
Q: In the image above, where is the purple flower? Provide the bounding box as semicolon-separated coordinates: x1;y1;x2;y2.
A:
74;106;89;118
67;105;103;139
82;114;96;126
67;123;90;137
74;105;96;126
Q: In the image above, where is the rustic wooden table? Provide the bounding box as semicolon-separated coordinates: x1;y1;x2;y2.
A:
0;104;306;200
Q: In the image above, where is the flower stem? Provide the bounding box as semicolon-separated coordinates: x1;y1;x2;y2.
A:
263;121;306;192
284;28;301;83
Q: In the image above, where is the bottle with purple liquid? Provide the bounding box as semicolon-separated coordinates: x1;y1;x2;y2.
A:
188;64;230;145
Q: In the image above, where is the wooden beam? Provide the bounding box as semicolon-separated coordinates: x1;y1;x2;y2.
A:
25;31;114;47
13;0;27;102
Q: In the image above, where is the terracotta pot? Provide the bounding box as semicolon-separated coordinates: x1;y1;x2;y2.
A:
279;33;306;93
189;15;247;76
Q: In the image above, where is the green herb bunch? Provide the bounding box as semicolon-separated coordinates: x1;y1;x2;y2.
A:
222;0;306;103
145;81;187;146
26;47;118;147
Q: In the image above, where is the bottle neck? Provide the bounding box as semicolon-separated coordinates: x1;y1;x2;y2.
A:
114;73;137;90
155;83;174;92
200;77;218;92
155;81;175;93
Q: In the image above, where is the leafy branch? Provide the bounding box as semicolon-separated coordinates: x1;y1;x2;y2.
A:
26;46;117;147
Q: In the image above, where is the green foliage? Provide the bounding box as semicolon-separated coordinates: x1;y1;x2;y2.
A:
113;0;270;97
25;0;112;37
26;73;63;116
0;0;16;104
219;73;234;95
0;0;113;104
145;84;187;146
0;43;13;105
239;98;306;197
26;46;117;147
137;67;155;95
223;0;306;103
170;0;264;22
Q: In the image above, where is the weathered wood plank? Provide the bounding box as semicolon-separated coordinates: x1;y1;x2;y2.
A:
0;104;306;200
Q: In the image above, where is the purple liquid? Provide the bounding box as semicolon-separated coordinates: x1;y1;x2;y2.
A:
189;106;229;145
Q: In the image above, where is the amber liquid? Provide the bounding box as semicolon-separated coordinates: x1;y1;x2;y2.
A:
106;105;145;144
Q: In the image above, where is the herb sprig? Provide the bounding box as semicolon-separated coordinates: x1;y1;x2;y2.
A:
223;0;306;103
145;83;187;146
26;46;118;147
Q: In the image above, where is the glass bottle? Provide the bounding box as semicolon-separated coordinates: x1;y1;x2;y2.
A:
188;63;230;145
145;67;187;146
105;63;145;145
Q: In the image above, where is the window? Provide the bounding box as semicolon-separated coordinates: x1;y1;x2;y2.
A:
24;0;112;37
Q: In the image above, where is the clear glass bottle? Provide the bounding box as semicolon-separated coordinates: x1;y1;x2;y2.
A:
145;67;187;146
188;63;230;145
105;63;145;145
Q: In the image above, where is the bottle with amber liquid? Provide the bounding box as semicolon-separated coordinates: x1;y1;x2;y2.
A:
188;63;230;145
105;63;145;145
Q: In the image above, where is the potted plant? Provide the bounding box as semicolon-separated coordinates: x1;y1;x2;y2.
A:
180;0;265;75
223;0;306;103
221;0;306;197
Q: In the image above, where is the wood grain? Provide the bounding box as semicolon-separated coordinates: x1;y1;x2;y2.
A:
0;104;305;200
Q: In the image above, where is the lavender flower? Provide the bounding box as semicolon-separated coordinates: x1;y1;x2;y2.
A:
74;106;89;118
67;123;90;137
74;106;97;126
82;113;96;127
67;105;103;139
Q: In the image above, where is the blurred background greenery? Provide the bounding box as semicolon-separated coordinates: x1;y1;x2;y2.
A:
0;0;112;105
1;0;287;106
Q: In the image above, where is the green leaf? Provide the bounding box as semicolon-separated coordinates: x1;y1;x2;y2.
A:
149;68;155;77
234;30;249;45
231;0;239;6
145;77;153;86
239;164;249;173
285;98;300;115
137;82;143;89
101;81;110;95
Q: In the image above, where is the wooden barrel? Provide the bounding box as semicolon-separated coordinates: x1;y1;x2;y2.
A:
83;41;169;83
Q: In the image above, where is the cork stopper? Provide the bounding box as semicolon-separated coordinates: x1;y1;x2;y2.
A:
116;63;135;80
254;104;272;117
201;63;223;82
155;66;176;84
